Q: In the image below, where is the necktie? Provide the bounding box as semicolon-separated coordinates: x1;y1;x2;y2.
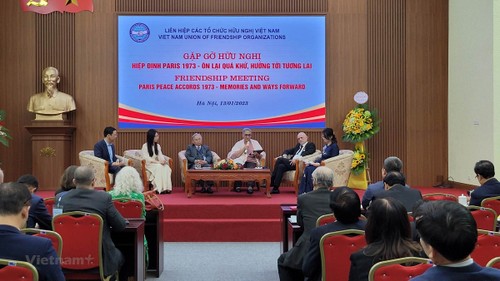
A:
197;146;201;151
295;145;303;156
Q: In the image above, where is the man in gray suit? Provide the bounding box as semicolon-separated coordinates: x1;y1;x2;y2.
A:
55;166;127;279
277;166;334;281
372;171;423;212
185;133;214;193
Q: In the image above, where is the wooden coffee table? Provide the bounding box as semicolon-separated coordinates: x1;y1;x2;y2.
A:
185;168;272;198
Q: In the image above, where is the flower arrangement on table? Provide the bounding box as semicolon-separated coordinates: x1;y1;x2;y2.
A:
342;104;380;143
214;159;242;170
0;110;12;147
351;147;368;175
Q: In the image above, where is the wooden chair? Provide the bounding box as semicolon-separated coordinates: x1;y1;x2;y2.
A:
481;196;500;217
178;150;221;193
52;211;114;280
0;258;39;281
320;229;366;281
123;149;173;191
320;150;354;187
43;197;55;216
472;230;500;266
21;228;63;257
79;150;130;191
486;257;500;269
368;257;432;281
468;206;497;231
274;150;321;194
422;193;458;202
112;199;143;218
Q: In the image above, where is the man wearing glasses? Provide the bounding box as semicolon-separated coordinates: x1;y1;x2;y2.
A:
17;174;52;230
469;160;500;206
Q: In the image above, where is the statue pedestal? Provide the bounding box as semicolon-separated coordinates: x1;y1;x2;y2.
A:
25;121;76;191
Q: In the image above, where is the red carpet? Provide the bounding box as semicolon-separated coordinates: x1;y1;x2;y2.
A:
38;185;468;242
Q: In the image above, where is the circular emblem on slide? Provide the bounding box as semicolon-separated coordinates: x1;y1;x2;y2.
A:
354;91;369;104
129;23;150;43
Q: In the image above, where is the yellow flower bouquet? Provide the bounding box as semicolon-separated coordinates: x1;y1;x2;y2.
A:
351;148;368;175
342;104;380;143
214;158;242;170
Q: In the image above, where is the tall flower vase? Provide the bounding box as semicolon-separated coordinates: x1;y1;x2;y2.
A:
348;142;368;190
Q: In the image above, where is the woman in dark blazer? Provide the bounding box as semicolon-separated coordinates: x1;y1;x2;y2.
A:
298;128;339;194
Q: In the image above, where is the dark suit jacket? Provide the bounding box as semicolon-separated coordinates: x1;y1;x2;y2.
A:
27;193;52;230
373;184;423;212
0;224;65;281
469;178;500;206
185;144;213;169
56;188;127;276
283;142;316;157
94;139;117;163
314;143;340;163
281;188;332;269
302;220;367;281
411;262;500;281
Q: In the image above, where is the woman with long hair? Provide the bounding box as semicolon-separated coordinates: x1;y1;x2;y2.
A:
348;197;423;281
298;128;339;194
55;165;78;195
141;129;172;194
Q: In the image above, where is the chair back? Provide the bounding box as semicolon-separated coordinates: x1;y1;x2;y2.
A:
123;149;149;190
21;228;63;257
316;213;336;227
79;150;111;190
321;150;354;187
472;230;500;266
320;229;366;281
52;211;105;279
113;199;143;218
368;257;432;281
0;259;39;281
468;206;497;231
487;257;500;269
481;196;500;217
44;197;55;216
422;193;458;202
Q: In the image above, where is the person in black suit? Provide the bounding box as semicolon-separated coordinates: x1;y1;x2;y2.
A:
16;174;52;230
185;133;215;193
469;160;500;206
348;197;423;281
271;132;316;194
94;126;125;174
0;182;65;281
302;186;367;281
55;166;127;279
372;171;423;212
277;166;334;281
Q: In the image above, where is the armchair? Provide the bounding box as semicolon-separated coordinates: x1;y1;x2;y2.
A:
123;149;173;191
78;150;129;191
178;150;221;192
320;149;354;187
274;150;321;194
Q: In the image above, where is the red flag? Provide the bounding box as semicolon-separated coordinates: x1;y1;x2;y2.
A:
19;0;93;14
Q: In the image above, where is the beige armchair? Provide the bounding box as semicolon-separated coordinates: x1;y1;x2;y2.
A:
178;150;221;192
274;150;321;194
78;150;129;191
123;149;173;191
320;149;354;187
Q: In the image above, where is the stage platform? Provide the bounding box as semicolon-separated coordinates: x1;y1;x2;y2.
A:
39;185;469;242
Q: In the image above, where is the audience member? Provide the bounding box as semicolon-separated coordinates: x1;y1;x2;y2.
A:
142;129;172;194
55;166;126;278
372;171;423;212
94;126;125;175
302;186;367;281
271;132;316;194
361;156;404;210
55;165;78;195
277;166;334;281
17;174;52;230
411;200;500;280
185;133;214;193
228;128;264;194
348;197;423;281
298;128;339;194
0;182;65;281
469;160;500;206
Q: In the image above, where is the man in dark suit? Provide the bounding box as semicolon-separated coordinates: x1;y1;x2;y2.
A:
277;166;333;281
271;132;316;194
17;174;52;230
185;133;214;193
469;160;500;206
302;186;367;281
56;166;127;279
94;126;125;175
372;171;423;212
0;182;65;281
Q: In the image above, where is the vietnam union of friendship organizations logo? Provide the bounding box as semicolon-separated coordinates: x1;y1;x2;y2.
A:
129;23;150;43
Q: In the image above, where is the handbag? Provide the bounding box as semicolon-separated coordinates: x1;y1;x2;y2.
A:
143;190;164;211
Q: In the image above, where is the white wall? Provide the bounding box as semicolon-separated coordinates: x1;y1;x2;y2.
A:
448;0;495;184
